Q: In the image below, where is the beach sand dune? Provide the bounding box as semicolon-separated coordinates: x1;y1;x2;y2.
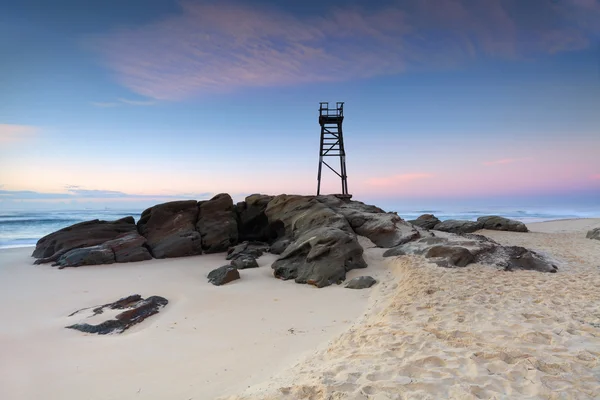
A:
223;219;600;400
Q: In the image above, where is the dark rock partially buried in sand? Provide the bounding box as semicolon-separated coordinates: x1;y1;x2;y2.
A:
66;294;168;335
345;276;377;289
32;217;137;265
477;216;528;232
208;265;240;285
425;245;475;267
226;241;270;260
586;228;600;241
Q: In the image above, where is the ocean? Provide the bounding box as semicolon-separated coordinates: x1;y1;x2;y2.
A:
1;206;599;250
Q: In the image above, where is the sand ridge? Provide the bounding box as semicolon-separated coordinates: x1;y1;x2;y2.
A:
222;219;600;399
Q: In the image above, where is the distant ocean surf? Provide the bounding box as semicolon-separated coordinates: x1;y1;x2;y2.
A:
1;207;599;250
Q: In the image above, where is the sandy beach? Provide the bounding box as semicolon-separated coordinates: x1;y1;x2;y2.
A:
1;219;599;400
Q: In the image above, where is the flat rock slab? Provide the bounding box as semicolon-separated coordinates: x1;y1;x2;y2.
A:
477;216;528;232
66;294;168;335
345;276;377;289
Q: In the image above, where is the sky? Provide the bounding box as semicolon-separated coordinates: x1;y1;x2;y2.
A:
1;0;599;211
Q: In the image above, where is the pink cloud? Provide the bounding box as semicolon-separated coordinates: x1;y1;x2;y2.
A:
87;0;600;100
367;173;434;187
591;174;600;180
0;124;37;144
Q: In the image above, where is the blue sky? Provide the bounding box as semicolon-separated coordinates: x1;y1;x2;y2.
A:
1;0;599;211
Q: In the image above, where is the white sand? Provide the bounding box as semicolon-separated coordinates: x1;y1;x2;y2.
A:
222;219;600;400
2;219;599;400
0;243;387;400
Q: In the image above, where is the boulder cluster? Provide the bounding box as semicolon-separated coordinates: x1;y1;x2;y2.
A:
32;194;558;288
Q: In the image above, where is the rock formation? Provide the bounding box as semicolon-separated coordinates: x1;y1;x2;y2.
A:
477;216;528;232
66;294;168;334
345;276;377;289
32;217;137;265
32;193;561;287
137;200;202;258
586;228;600;241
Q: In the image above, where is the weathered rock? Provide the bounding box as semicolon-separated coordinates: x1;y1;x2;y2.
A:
65;294;168;335
269;238;291;255
137;200;202;258
226;241;270;260
477;216;528;232
207;265;240;285
586;228;600;240
425;245;474;267
196;193;238;253
231;256;259;269
267;195;367;287
56;245;115;269
408;214;441;230
345;276;377;289
433;219;483;234
316;195;420;248
32;217;137;264
236;194;279;242
383;232;558;273
102;232;152;263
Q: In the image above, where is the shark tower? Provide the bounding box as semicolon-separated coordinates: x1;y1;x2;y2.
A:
316;102;350;198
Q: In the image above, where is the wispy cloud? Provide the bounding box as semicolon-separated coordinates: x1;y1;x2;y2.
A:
483;157;532;166
367;173;434;187
591;174;600;180
87;0;600;100
91;98;156;108
0;124;38;143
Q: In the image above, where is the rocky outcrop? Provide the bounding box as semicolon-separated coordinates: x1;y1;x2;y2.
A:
408;214;441;229
197;193;238;253
208;265;240;285
66;294;168;335
383;232;558;272
345;276;376;289
477;216;528;232
137;200;202;258
317;196;421;248
586;228;600;240
433;219;483;234
55;232;152;269
267;195;367;287
32;217;137;264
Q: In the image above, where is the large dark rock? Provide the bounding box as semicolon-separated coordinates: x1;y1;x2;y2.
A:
207;265;240;285
408;214;441;230
32;217;137;264
345;276;377;289
66;294;168;335
137;200;202;258
433;219;483;234
316;196;420;248
196;193;238;253
55;232;152;269
477;216;528;232
586;228;600;240
425;245;474;267
269;238;291;255
266;195;367;287
236;194;279;242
